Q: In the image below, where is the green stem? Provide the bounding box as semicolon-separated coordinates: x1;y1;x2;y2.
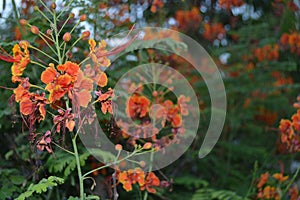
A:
30;84;45;91
83;148;143;178
72;136;84;200
143;150;154;200
12;0;24;36
29;45;59;63
30;60;47;69
51;141;75;155
53;10;62;64
282;167;300;197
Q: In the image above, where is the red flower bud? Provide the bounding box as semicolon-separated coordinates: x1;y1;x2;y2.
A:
81;31;90;40
80;14;87;21
63;32;71;42
31;26;40;34
19;19;28;26
115;144;123;151
46;29;52;35
143;142;152;150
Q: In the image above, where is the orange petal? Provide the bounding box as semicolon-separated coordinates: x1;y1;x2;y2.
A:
76;90;92;107
66;120;75;132
20;99;34;115
97;72;108;87
65;61;79;76
57;74;72;87
41;67;57;84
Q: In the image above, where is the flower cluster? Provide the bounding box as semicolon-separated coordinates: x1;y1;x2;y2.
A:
253;44;279;62
202;23;226;42
256;172;299;200
218;0;244;10
175;7;202;31
280;32;300;56
118;168;160;193
117;85;190;148
150;0;164;13
278;109;300;153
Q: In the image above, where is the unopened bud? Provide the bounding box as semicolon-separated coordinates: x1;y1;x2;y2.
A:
143;142;152;150
63;32;71;42
140;161;146;167
81;31;90;40
19;19;28;26
80;14;87;22
115;144;123;151
46;29;52;35
51;3;56;10
31;26;40;34
69;13;75;18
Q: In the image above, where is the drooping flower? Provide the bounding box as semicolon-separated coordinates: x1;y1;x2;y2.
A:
53;108;75;133
36;130;52;153
95;88;114;114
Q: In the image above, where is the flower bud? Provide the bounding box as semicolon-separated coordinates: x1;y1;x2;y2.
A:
34;6;39;11
46;29;52;35
63;32;71;42
51;3;56;10
143;142;152;150
69;13;75;18
31;26;40;34
80;14;87;22
19;19;28;26
152;91;158;97
81;31;90;40
115;144;123;151
140;161;146;167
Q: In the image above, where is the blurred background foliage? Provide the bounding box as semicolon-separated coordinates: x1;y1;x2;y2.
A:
0;0;300;199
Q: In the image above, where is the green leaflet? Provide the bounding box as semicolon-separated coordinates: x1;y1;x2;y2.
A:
15;176;64;200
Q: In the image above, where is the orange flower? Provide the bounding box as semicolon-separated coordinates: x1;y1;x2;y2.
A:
41;62;79;103
19;92;48;122
118;168;145;192
202;23;226;42
89;39;111;67
126;94;150;118
11;41;30;82
218;0;244;10
72;70;93;108
289;185;300;200
253;44;279;62
53;109;75;133
150;0;164;13
83;64;108;87
95;88;114;114
292;110;300;131
140;172;160;193
257;172;269;188
262;186;280;200
175;7;202;31
272;173;288;182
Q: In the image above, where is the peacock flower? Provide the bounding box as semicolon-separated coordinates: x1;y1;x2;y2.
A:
41;61;79;103
11;41;30;82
